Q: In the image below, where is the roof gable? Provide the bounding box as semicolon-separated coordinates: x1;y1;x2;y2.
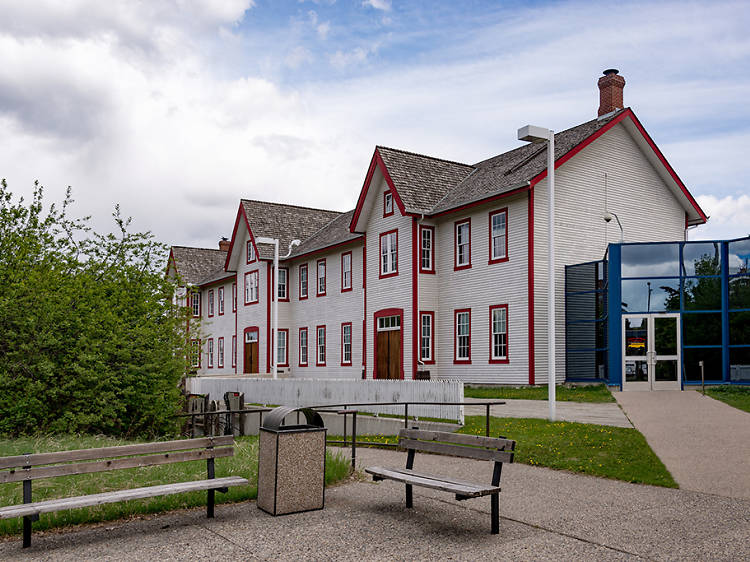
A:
170;246;228;286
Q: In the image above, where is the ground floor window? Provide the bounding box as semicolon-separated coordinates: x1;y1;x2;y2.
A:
277;329;288;367
218;337;224;368
420;312;434;363
342;323;352;365
299;328;308;366
490;305;508;362
454;309;471;363
207;338;214;368
317;326;326;366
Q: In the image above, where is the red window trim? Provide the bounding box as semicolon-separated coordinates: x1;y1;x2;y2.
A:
419;225;435;274
298;327;308;367
218;287;225;316
316;325;326;366
383;190;394;217
217;337;224;368
489;304;510;364
278;267;290;302
246;239;257;264
341;251;353;292
277;328;289;367
207;338;214;369
379;229;399;279
340;322;353;366
419;311;435;365
231;335;237;368
454;219;472;271
244;270;259;305
299;264;308;300
316;259;327;296
191;338;201;368
232;283;237;312
453;308;472;364
207;289;214;317
488;208;509;265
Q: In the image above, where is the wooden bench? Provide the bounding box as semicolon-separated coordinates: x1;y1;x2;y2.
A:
0;435;249;548
365;428;515;534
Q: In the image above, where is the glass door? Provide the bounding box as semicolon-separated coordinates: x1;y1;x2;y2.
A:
622;314;681;390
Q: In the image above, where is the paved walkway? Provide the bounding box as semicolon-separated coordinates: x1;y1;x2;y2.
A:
3;447;748;561
463;397;633;428
615;389;750;499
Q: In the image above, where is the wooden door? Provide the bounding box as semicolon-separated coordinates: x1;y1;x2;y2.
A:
244;341;259;374
376;330;400;379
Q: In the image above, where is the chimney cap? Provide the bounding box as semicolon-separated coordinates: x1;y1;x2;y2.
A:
602;68;619;76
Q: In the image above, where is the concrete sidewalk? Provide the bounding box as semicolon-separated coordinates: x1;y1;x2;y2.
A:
3;446;748;561
463;397;633;428
615;390;750;499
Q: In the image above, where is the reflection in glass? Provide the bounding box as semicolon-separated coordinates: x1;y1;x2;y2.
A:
730;347;750;367
624;317;648;356
621;243;679;278
684;348;722;381
654;360;678;382
654;317;677;355
682;242;721;276
621;279;680;312
683;277;721;311
625;360;648;382
728;238;750;274
729;311;750;345
729;276;750;310
683;313;722;346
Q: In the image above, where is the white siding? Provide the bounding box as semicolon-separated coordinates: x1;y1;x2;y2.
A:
534;122;688;382
197;278;237;375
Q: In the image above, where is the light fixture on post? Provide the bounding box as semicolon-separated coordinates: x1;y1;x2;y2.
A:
518;124;556;421
603;211;624;243
256;237;301;379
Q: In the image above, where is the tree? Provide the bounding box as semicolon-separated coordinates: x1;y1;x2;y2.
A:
0;180;191;437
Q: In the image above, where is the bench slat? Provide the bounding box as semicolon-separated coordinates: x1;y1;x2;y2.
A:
0;476;249;520
0;448;234;484
399;429;515;451
0;436;235;470
399;439;514;463
365;467;499;497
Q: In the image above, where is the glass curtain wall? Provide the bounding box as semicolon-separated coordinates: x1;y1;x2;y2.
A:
565;260;608;380
729;238;750;381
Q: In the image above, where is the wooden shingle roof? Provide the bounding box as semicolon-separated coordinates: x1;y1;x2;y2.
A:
170;246;228;286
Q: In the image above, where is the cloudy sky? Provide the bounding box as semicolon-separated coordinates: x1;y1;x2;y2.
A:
1;0;749;249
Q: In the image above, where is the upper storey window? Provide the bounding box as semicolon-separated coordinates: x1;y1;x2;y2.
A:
380;230;398;278
420;225;434;273
317;259;326;296
384;191;393;217
191;292;201;317
247;240;256;263
455;219;471;270
341;252;352;291
489;209;508;263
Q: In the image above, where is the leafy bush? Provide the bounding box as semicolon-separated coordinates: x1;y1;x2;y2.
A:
0;180;190;437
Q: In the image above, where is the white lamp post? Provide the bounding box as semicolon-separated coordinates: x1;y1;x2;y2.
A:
604;211;624;243
256;237;300;379
518;125;556;421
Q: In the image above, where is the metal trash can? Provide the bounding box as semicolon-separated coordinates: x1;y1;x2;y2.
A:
257;406;327;515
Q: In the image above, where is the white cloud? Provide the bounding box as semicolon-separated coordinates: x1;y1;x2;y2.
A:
317;21;331;40
693;195;750;241
362;0;391;11
285;46;314;68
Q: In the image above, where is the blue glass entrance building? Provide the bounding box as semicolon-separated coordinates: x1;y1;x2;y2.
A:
565;237;750;389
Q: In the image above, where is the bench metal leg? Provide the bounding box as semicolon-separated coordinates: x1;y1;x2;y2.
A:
405;484;413;508
405;448;415;508
23;516;31;548
207;454;215;518
491;494;499;534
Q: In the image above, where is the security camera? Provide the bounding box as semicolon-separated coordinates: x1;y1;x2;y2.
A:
603;212;613;223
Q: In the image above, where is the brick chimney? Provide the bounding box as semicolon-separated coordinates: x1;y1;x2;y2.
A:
219;237;230;251
598;69;626;116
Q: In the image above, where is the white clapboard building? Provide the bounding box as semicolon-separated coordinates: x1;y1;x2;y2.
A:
167;70;707;385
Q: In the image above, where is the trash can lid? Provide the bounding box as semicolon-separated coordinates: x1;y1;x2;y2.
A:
261;406;325;431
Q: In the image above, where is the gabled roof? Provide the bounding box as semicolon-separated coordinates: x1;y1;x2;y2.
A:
169;246;228;286
290;209;362;259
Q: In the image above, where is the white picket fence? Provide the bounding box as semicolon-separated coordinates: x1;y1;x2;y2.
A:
187;377;465;423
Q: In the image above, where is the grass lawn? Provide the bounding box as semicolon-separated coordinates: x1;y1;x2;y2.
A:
705;386;750;414
0;434;351;537
464;383;615;403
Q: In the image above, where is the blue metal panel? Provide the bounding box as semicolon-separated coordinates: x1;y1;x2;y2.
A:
721;242;730;382
607;244;622;389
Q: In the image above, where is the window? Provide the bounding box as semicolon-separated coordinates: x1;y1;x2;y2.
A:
455;220;471;270
299;327;308;366
232;335;237;368
384;191;393;216
341;252;352;291
341;323;352;365
377;315;401;331
299;264;308;299
317;259;326;296
232;283;237;312
191;292;201;317
490;305;508;362
420;312;434;363
454;309;471;363
247;240;256;263
218;337;224;368
244;270;259;304
277;329;288;367
489;209;508;263
208;290;214;317
278;268;288;301
207;338;214;368
190;339;201;368
316;325;326;366
380;230;398;278
218;287;225;315
420;225;434;273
